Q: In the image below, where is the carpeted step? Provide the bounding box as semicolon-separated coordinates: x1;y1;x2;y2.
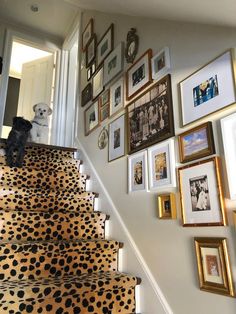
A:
0;271;139;314
0;239;120;281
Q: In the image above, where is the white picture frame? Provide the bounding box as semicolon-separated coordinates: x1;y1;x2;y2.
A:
128;151;148;193
92;67;104;99
108;114;125;162
109;76;124;117
151;47;171;81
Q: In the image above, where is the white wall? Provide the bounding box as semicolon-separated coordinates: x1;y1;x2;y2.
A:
78;10;236;314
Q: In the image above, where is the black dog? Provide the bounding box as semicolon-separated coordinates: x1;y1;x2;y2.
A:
5;117;32;167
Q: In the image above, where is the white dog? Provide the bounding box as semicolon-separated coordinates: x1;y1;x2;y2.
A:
30;102;52;144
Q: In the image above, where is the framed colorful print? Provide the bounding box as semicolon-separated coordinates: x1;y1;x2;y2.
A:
148;138;176;191
179;49;236;126
81;83;92;107
97;24;114;67
103;42;124;86
108;114;125;162
194;237;235;297
151;47;171;81
110;76;124;117
128;151;148;193
157;193;176;219
92;67;104;99
126;49;152;101
84;101;99;136
178;122;215;163
82;18;93;51
127;74;174;154
178;157;226;227
98;127;109;150
86;34;96;68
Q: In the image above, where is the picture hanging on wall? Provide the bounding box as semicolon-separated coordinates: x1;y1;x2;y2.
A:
157;193;176;219
110;76;124;118
81;83;92;107
84;100;99;135
97;23;114;67
108;114;125;162
86;34;96;68
98;127;109;150
92;67;104;99
82;18;93;51
99;89;110;122
128;150;148;193
151;47;171;81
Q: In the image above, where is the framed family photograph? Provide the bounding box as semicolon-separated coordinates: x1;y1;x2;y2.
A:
92;67;104;99
151;47;171;81
194;237;234;297
128;151;148;193
157;193;176;219
148;138;176;191
84;101;99;135
178;122;215;163
179;49;236;126
97;23;114;67
108;114;125;162
86;34;96;68
178;157;226;226
110;76;124;117
126;49;152;101
82;18;93;51
127;74;174;154
98;127;109;150
81;82;92;107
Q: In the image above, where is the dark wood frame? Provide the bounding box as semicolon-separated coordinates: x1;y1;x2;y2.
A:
97;23;114;67
81;83;92;107
82;18;94;51
92;66;104;100
86;34;96;68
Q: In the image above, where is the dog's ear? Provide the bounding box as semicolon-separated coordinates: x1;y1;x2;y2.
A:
12;116;20;126
33;104;38;112
47;107;53;115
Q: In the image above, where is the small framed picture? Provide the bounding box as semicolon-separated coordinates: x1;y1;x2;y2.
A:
128;151;148;193
84;101;99;135
151;47;171;81
126;49;152;101
98;127;109;150
86;34;96;68
103;42;124;86
100;104;110;122
148;138;176;191
194;237;235;297
110;76;124;117
178;122;215;163
108;114;125;162
99;90;110;122
178;157;227;226
92;67;104;99
82;18;93;51
157;193;176;219
100;89;110;107
97;24;114;67
87;62;97;81
81;83;92;107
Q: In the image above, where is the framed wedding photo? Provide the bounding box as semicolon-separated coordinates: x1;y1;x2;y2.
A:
86;34;96;68
179;49;236;126
97;23;114;67
110;76;124;117
194;237;235;297
178;122;215;163
151;47;171;81
126;49;152;101
82;18;93;51
178;157;226;227
92;67;104;99
84;101;99;135
81;83;92;107
157;193;176;219
108;114;125;162
128;151;148;193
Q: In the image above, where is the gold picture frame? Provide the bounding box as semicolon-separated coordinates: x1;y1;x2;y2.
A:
194;237;235;297
157;193;176;219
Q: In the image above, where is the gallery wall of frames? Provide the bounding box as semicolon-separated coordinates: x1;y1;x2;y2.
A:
80;18;236;298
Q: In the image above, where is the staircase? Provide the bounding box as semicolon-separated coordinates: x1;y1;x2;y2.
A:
0;142;141;314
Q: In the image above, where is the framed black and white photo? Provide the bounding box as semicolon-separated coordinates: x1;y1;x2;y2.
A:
110;76;124;117
84;101;100;135
128;151;148;193
151;47;171;81
97;24;114;67
86;34;96;68
81;83;92;107
82;18;93;51
92;67;104;99
108;114;125;162
99;90;110;122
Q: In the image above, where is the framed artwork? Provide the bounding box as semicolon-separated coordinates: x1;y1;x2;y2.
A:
103;42;124;86
151;47;171;81
179;49;236;126
194;237;234;297
148;138;176;191
128;151;148;193
99;90;110;122
92;67;104;99
110;76;124;117
81;83;92;107
97;23;114;67
127;74;174;154
98;127;109;150
178;157;226;227
157;193;176;219
178;122;215;163
82;18;93;51
86;34;96;68
87;62;96;81
108;114;125;162
84;101;99;135
126;49;152;101
125;28;139;64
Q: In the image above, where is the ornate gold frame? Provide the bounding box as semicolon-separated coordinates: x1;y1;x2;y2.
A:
157;193;176;219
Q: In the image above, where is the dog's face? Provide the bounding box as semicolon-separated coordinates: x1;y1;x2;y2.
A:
12;117;32;132
33;103;52;119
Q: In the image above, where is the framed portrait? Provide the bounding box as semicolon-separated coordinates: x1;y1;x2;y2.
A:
86;34;96;68
108;114;125;162
194;237;234;297
110;76;124;117
127;74;174;154
82;18;93;51
99;90;110;122
97;24;114;67
178;157;226;227
81;83;92;107
157;193;176;219
92;67;104;99
151;47;171;81
148;138;176;191
98;127;109;150
179;49;236;126
178;122;215;163
128;151;148;193
103;42;124;86
84;101;99;135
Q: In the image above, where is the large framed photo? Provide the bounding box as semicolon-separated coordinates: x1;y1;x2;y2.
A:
126;49;152;101
110;76;124;117
178;157;226;226
127;74;174;154
157;193;176;219
151;47;171;81
86;35;96;68
92;67;104;99
148;138;176;191
97;24;114;67
81;83;92;107
194;237;234;297
82;18;93;51
108;114;125;162
84;101;99;135
179;49;236;126
128;151;148;193
178;122;215;163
